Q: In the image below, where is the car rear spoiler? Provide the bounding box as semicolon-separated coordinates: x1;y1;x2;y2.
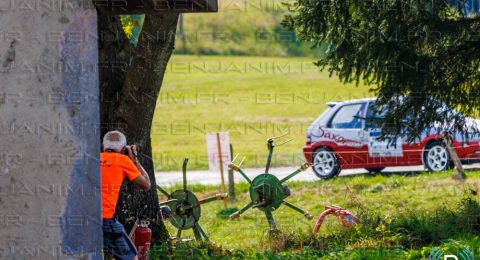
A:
326;102;339;108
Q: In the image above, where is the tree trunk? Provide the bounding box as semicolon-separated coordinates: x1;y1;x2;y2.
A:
98;15;131;134
98;13;179;243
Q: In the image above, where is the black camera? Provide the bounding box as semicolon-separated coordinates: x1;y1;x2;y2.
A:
123;145;139;159
122;145;131;156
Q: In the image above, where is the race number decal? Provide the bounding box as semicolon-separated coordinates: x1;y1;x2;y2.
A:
368;131;403;157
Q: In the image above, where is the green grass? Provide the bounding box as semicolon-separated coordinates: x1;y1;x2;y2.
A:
153;170;480;259
152;55;374;171
176;0;322;57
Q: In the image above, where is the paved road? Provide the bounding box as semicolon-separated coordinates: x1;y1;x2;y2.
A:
155;164;480;187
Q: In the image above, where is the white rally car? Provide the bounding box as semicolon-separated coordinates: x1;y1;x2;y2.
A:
303;98;480;179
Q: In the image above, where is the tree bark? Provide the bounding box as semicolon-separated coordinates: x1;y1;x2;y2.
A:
98;13;179;243
98;15;131;133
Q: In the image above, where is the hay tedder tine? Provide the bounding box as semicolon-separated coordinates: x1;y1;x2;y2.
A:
194;223;209;241
156;185;171;198
229;164;252;183
159;199;178;206
283;200;313;219
229;202;253;219
279;169;302;184
182;158;189;190
193;225;202;241
199;193;228;205
176;228;182;241
280;162;311;183
237;168;252;183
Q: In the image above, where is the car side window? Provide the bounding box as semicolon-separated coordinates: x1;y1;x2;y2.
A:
365;103;380;129
329;103;366;129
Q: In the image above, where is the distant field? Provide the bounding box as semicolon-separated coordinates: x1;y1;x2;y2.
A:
151;55;374;171
176;0;322;56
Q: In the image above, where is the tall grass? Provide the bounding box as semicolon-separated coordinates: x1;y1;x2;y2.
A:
151;190;480;259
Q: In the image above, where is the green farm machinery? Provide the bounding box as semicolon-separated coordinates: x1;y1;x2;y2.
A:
228;135;313;230
156;158;228;241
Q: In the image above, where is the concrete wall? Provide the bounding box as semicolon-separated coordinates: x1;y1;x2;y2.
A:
0;1;102;259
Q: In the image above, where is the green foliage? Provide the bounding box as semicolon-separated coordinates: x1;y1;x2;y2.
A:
367;183;384;193
387;197;480;246
149;241;234;259
120;15;134;39
388;176;404;188
284;0;480;140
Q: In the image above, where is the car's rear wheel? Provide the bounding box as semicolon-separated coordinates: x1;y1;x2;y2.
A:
312;147;340;179
365;167;385;174
423;141;451;172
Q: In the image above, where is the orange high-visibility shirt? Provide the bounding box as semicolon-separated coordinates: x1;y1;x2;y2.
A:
100;152;140;219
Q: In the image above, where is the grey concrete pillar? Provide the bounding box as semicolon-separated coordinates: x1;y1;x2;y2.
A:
0;1;102;259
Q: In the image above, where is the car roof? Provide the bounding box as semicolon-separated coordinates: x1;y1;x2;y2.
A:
327;98;376;107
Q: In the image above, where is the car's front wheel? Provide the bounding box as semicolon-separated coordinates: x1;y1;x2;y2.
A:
312;147;340;179
423;141;451;172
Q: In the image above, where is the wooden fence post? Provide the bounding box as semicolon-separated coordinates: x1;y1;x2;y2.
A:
216;133;228;209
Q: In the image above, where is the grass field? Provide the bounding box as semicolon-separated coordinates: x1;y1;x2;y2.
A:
151;55;374;171
152;170;480;259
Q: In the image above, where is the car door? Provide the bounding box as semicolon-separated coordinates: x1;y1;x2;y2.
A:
364;101;408;166
326;102;369;167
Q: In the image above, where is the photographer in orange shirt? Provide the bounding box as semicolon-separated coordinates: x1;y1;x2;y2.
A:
100;130;151;260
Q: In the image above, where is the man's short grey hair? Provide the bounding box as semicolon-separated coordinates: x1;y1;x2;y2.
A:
103;130;127;152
